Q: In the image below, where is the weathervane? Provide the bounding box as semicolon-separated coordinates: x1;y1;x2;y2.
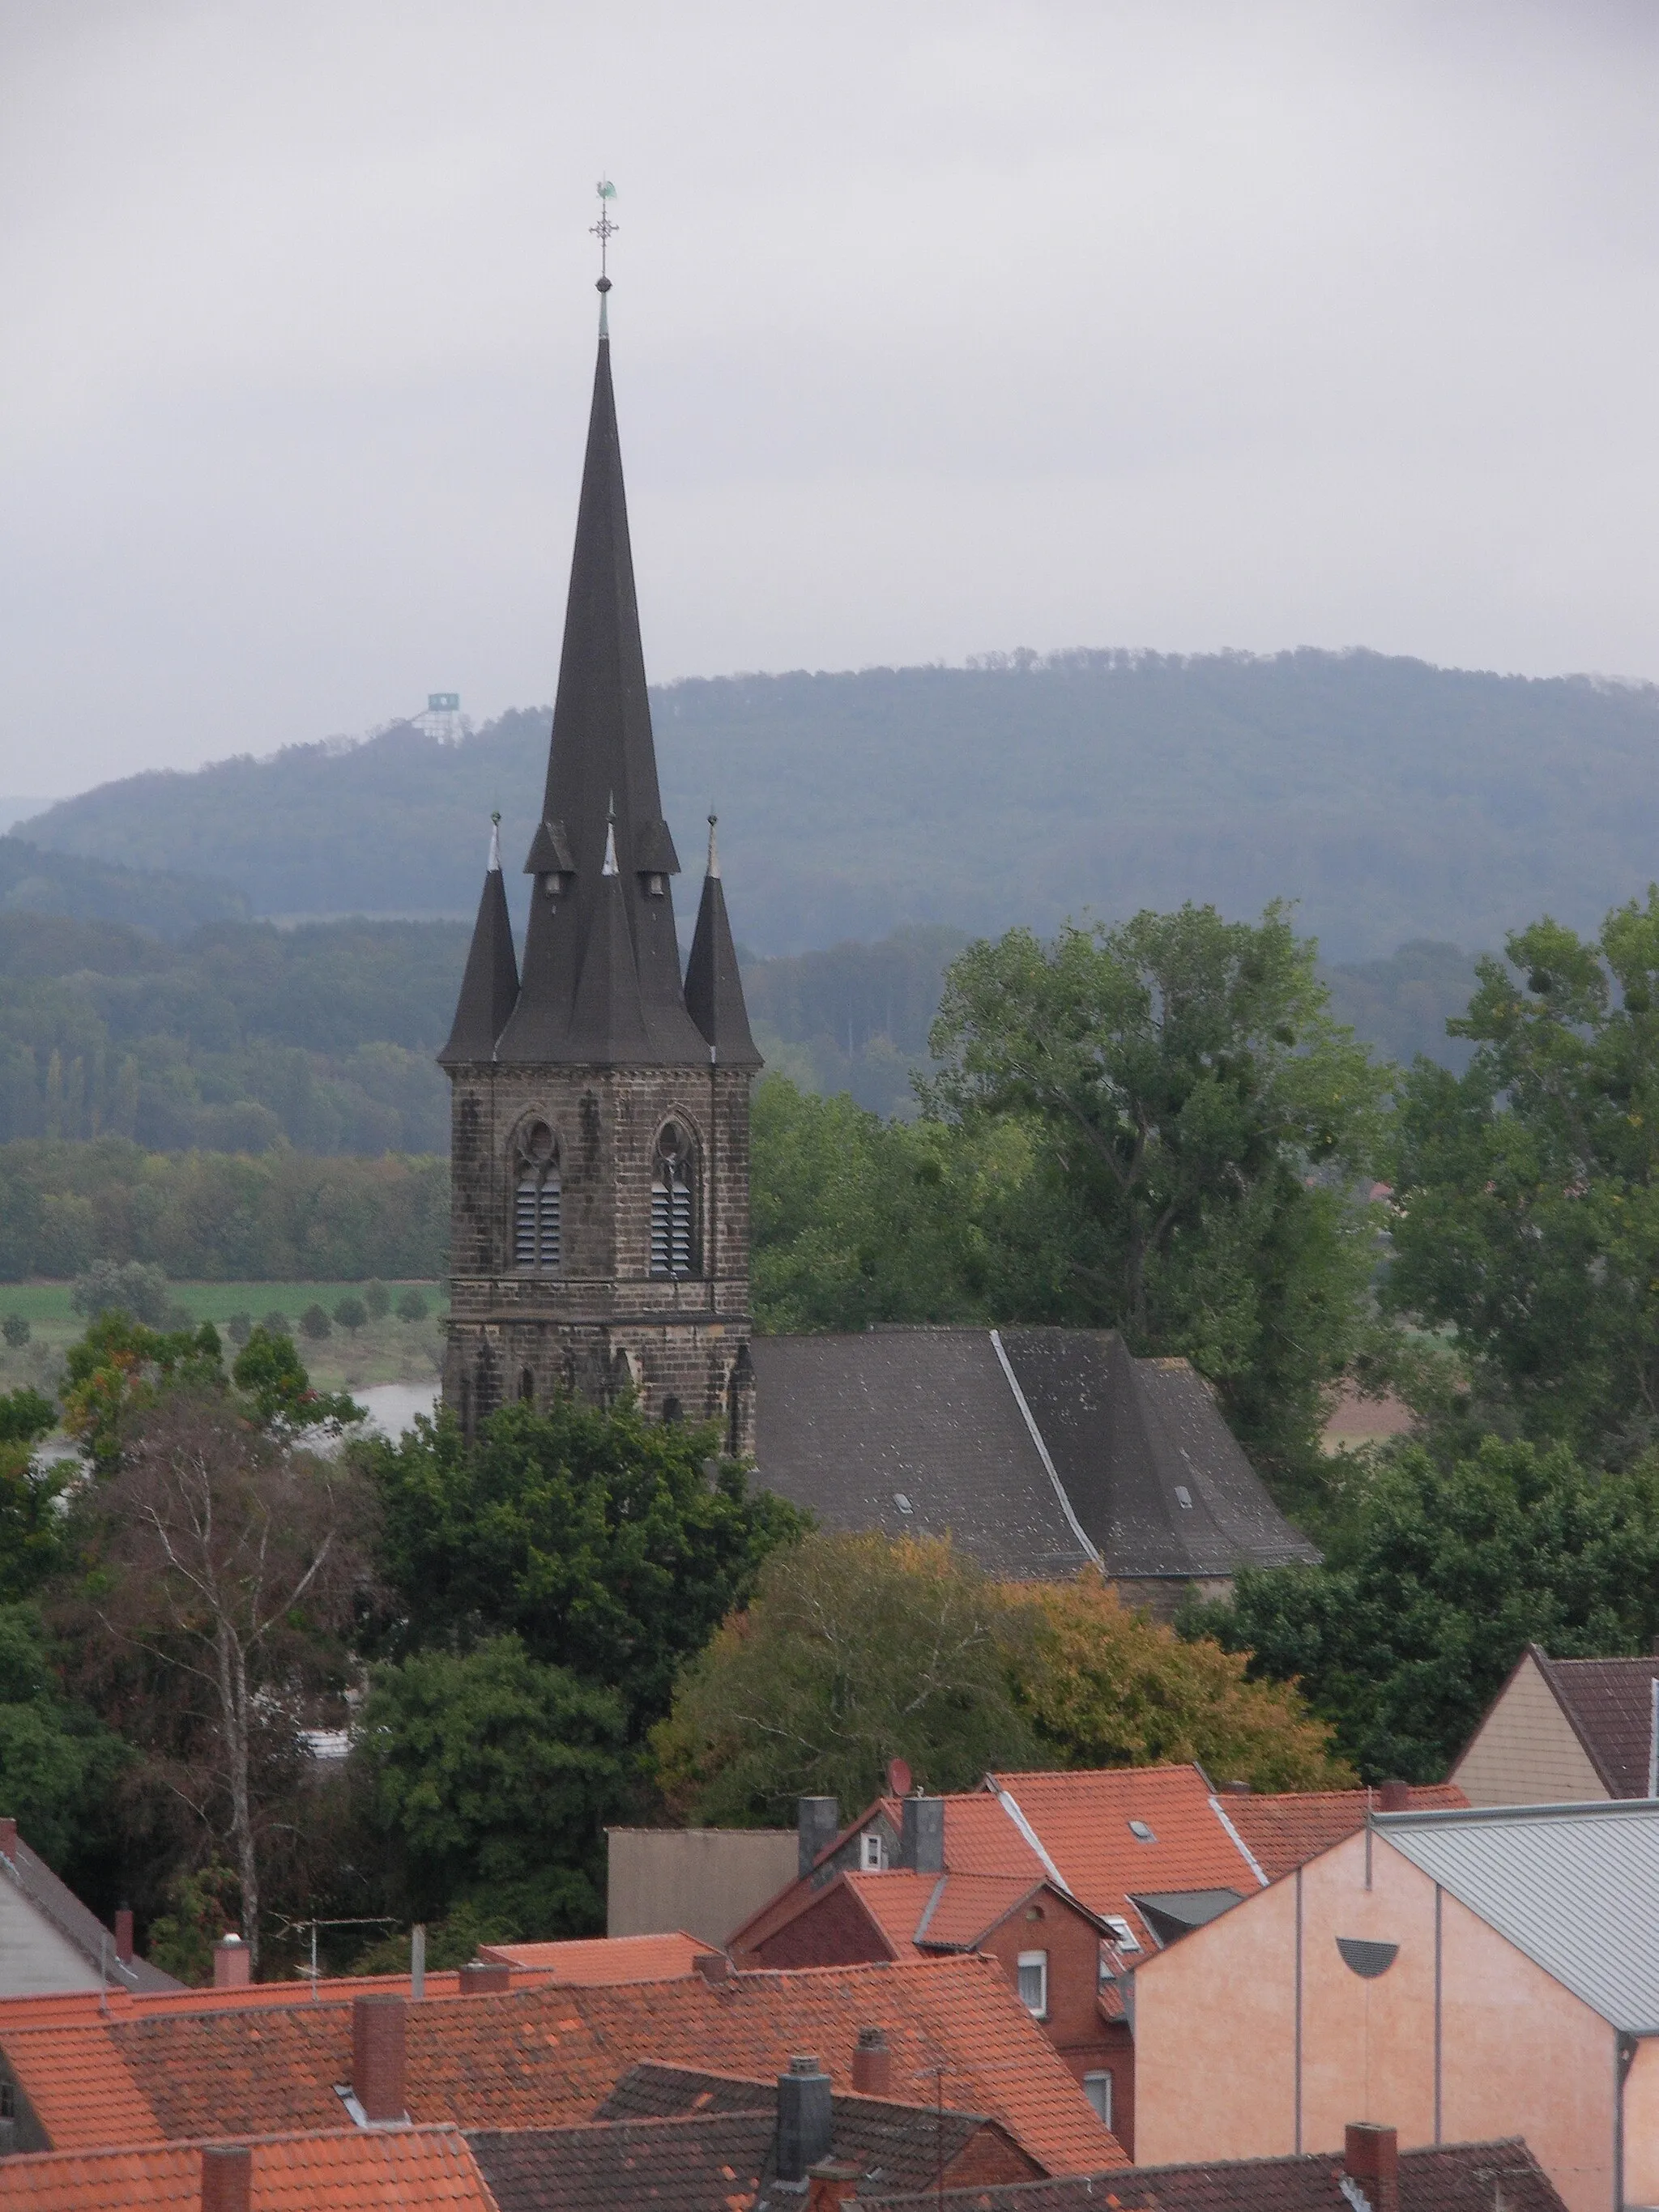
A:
591;177;618;290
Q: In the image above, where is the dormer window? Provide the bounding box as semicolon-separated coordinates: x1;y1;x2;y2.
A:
644;872;666;898
514;1120;561;1271
650;1123;697;1278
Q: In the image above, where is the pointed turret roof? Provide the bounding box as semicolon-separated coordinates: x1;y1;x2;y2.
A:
495;299;710;1066
685;816;762;1068
439;818;521;1064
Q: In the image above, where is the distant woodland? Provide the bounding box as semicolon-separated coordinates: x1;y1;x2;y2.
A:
19;649;1659;962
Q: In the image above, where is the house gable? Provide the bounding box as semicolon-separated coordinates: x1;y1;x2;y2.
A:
1450;1647;1611;1807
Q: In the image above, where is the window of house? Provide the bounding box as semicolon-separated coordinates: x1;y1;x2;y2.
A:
514;1121;561;1271
1128;1819;1156;1842
1083;2071;1112;2127
1101;1914;1141;1954
650;1123;697;1277
1017;1950;1048;2018
861;1832;887;1872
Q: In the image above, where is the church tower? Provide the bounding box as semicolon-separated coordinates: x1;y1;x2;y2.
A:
439;269;761;1451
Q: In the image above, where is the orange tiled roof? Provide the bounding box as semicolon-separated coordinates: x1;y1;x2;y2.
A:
0;1967;552;2035
0;2125;494;2211
476;1933;717;1982
0;1956;1120;2180
1225;1786;1469;1882
843;1873;1071;1955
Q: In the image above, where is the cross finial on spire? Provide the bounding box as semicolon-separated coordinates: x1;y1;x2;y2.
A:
603;791;620;876
488;810;502;873
592;178;618;335
706;812;721;879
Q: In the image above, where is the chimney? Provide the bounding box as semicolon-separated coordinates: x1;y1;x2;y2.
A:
352;1994;407;2122
200;2144;252;2212
113;1906;134;1966
0;1821;16;1858
693;1950;730;1986
1221;1779;1252;1796
898;1795;944;1874
458;1960;510;1996
851;2026;891;2098
808;2159;863;2210
777;2055;834;2182
1377;1780;1411;1813
1345;2123;1400;2212
214;1933;250;1989
798;1797;840;1878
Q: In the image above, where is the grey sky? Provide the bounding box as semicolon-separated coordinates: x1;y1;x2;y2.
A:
4;0;1659;793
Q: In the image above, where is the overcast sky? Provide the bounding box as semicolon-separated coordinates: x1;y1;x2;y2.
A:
5;1;1659;795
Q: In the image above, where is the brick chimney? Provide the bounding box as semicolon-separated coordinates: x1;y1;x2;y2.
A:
458;1960;510;1995
0;1821;16;1859
200;2144;252;2212
113;1906;134;1966
777;2055;834;2182
808;2159;863;2209
214;1933;251;1989
352;1995;407;2122
693;1950;730;1986
798;1797;840;1877
898;1795;944;1874
1345;2123;1399;2212
1377;1781;1411;1813
851;2027;891;2097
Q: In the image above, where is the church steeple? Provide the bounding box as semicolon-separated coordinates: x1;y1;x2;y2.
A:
439;816;520;1064
495;290;710;1066
685;816;761;1067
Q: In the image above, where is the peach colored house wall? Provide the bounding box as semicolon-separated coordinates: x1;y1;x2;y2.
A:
1132;1829;1621;2212
1621;2039;1659;2211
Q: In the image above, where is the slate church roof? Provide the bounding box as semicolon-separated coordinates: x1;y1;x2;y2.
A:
749;1327;1317;1583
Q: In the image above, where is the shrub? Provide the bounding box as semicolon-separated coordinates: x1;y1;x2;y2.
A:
70;1259;173;1328
364;1281;391;1321
300;1304;331;1341
260;1311;290;1338
332;1297;368;1336
1;1316;28;1349
395;1289;429;1323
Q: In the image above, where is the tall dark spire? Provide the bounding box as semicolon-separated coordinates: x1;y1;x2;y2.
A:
439;818;520;1064
685;816;761;1068
495;287;709;1066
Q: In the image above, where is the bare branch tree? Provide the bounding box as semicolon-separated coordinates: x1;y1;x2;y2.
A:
70;1392;378;1974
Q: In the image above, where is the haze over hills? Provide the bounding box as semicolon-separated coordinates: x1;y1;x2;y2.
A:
21;648;1659;963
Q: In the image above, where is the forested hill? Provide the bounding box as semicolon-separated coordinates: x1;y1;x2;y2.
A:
23;649;1659;961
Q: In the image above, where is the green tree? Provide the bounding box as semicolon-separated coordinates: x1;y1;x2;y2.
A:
653;1532;1039;1824
225;1312;253;1346
356;1636;627;1936
1385;890;1659;1460
2;1316;30;1350
366;1399;805;1741
71;1259;173;1328
333;1297;368;1336
1182;1435;1659;1781
0;1603;130;1888
364;1281;391;1322
395;1289;429;1323
0;1389;73;1598
61;1312;225;1472
230;1327;361;1434
928;905;1388;1478
300;1304;331;1341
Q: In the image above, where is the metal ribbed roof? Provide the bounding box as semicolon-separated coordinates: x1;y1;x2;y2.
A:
1376;1800;1659;2031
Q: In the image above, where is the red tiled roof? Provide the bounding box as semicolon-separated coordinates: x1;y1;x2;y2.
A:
1536;1652;1659;1798
468;2112;771;2212
842;1872;1103;1957
1226;1786;1469;1882
476;1933;717;1983
0;1967;554;2035
0;2125;494;2211
0;1956;1120;2180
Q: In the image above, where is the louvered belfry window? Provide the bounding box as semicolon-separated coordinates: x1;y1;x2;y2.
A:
650;1123;697;1278
513;1120;561;1272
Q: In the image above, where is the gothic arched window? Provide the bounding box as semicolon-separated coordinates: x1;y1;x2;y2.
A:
513;1119;561;1272
650;1121;698;1278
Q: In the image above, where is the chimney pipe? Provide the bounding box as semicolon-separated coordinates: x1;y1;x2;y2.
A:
1345;2123;1400;2212
200;2144;252;2212
458;1960;510;1996
851;2026;891;2098
214;1933;250;1989
1377;1780;1411;1813
113;1906;134;1965
808;2159;864;2210
0;1821;17;1860
352;1994;407;2122
777;2054;834;2182
797;1797;840;1878
899;1795;944;1874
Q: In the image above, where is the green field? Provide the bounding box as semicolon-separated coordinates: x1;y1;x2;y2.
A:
0;1281;448;1394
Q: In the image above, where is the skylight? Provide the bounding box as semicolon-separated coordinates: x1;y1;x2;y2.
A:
1128;1819;1156;1842
893;1493;914;1515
